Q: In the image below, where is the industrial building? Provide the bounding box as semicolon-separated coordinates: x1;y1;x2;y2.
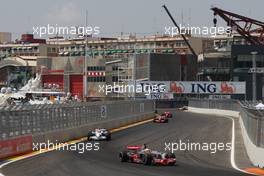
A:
0;33;209;99
198;35;264;100
36;52;197;100
231;45;264;100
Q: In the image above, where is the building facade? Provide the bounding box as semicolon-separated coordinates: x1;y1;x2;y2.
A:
198;33;264;100
0;33;210;98
0;32;11;44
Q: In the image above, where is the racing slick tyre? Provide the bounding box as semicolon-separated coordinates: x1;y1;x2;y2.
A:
165;152;175;158
106;133;111;141
119;151;128;162
165;152;176;166
87;132;93;140
151;158;156;166
143;154;153;165
165;119;169;123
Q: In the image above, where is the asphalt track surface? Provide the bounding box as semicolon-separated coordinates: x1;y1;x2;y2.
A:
1;111;252;176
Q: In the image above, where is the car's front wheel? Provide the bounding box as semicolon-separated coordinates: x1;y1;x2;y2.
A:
143;154;153;165
106;133;111;141
87;132;93;140
119;151;128;162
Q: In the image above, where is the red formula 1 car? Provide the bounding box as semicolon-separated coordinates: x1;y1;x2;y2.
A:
163;111;173;118
153;114;168;123
119;145;176;166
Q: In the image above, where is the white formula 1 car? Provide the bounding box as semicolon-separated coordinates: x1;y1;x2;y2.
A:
87;128;111;141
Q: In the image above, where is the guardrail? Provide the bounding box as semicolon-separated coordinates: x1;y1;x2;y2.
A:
188;98;264;148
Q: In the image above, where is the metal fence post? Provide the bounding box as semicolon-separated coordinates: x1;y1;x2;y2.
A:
257;118;262;147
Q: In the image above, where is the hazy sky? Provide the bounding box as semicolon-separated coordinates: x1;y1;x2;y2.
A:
0;0;263;39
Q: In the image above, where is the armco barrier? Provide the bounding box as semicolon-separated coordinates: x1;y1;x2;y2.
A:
0;100;155;159
188;98;264;168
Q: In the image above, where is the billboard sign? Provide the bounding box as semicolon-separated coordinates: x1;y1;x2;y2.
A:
146;93;174;100
209;95;231;100
169;81;246;94
136;81;245;95
0;135;32;159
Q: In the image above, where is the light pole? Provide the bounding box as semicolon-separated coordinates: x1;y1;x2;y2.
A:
83;10;88;100
251;51;258;102
117;62;120;98
133;44;138;100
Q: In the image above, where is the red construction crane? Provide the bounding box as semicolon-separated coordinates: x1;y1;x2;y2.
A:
211;7;264;46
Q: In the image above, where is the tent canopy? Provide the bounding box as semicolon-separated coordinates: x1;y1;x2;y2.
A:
255;103;264;110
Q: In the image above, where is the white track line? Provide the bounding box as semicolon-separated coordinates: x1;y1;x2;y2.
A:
0;138;86;169
0;111;257;175
187;108;256;175
0;118;153;170
0;150;51;169
224;115;255;175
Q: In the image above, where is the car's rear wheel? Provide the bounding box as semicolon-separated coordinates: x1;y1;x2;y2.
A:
166;152;176;158
151;158;156;166
168;162;175;166
106;133;111;141
143;154;153;165
119;151;128;162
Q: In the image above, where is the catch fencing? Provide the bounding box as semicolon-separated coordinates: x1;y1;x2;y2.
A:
0;100;155;141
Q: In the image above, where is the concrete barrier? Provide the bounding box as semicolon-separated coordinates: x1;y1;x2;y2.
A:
239;116;264;168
